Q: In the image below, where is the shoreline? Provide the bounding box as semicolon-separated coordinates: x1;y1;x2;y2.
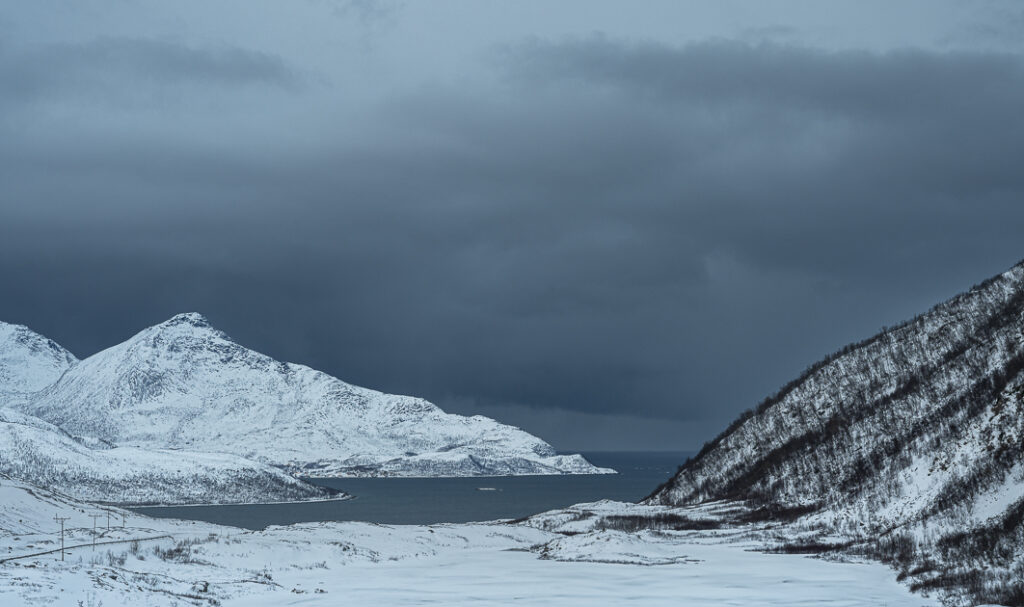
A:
299;469;618;480
121;494;354;510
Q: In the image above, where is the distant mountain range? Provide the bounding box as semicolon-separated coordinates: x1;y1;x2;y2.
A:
0;313;608;503
647;260;1024;606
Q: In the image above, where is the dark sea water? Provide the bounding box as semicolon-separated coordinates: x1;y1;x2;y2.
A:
130;451;689;530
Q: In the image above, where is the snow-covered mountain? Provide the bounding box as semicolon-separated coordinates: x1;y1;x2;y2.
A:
647;260;1024;606
0;321;76;407
1;320;339;504
0;407;337;505
19;313;610;477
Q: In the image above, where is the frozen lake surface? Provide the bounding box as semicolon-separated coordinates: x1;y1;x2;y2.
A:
131;451;688;528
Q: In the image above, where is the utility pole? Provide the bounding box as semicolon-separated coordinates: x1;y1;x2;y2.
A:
89;514;103;550
54;516;70;561
106;511;111;531
122;512;126;528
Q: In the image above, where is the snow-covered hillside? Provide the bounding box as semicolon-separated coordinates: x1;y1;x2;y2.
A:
0;408;338;505
0;321;76;407
647;260;1024;606
19;313;610;477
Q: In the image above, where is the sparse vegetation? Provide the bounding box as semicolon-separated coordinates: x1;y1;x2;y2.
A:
153;538;212;565
647;262;1024;606
595;513;721;532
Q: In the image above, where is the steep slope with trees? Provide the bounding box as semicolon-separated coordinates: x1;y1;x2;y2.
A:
648;261;1024;605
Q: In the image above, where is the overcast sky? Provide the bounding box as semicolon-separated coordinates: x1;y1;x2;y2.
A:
2;1;1023;451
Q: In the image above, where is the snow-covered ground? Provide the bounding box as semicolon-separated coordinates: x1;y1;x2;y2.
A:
0;479;936;606
232;531;933;607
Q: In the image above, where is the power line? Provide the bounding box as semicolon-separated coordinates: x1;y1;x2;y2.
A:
53;516;70;562
89;514;103;550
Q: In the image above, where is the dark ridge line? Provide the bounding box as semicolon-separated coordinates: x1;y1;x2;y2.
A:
645;259;1024;505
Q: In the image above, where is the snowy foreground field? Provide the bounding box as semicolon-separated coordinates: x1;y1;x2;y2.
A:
1;480;933;606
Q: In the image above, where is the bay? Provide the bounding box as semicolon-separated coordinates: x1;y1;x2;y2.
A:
130;451;689;530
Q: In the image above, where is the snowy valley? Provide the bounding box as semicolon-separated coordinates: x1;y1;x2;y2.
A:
0;477;932;606
2;262;1024;605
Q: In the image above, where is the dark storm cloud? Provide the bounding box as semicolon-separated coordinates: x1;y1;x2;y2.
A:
3;33;1024;448
500;37;1024;114
492;38;1024;274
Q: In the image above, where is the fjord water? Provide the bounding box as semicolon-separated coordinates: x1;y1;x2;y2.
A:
131;452;689;530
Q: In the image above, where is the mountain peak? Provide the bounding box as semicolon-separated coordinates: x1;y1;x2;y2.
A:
0;320;76;362
0;321;77;398
161;312;213;329
130;312;230;348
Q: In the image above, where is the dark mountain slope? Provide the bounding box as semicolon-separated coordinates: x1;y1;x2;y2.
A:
648;260;1024;605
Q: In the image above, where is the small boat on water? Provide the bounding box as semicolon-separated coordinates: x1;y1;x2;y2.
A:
476;487;499;491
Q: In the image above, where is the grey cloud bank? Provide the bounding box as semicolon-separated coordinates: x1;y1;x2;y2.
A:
1;1;1023;449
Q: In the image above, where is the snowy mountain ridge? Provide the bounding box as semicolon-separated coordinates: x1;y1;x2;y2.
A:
647;260;1024;605
17;313;610;477
0;321;76;406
